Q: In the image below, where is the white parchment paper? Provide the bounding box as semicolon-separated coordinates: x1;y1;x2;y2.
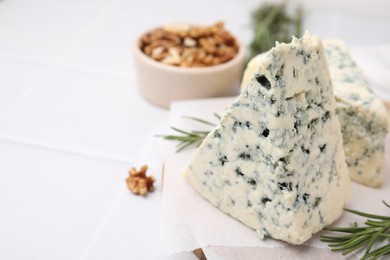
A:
158;97;390;259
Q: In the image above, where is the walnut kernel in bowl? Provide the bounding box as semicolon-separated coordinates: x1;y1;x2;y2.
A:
139;22;239;67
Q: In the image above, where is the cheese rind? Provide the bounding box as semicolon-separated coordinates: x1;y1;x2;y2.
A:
241;40;388;187
184;33;351;245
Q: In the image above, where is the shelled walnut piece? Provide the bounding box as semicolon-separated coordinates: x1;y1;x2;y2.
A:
140;22;239;67
126;165;155;196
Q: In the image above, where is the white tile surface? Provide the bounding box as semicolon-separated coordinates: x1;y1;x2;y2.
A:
0;58;49;114
293;0;390;17
0;68;169;160
304;9;390;45
82;171;162;260
13;0;117;10
0;141;132;260
117;0;234;23
222;0;257;47
62;11;155;77
63;1;237;77
0;1;101;63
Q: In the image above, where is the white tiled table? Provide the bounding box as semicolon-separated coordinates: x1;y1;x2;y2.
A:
1;1;389;259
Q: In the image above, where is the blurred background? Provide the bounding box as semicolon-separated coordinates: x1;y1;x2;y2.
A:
0;0;389;259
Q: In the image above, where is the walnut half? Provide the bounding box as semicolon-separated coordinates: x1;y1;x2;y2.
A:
126;165;155;196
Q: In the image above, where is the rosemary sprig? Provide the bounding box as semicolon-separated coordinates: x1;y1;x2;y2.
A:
321;201;390;259
158;114;219;152
247;2;303;63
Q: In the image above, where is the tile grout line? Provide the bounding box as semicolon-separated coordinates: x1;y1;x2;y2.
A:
0;0;125;124
78;185;128;260
0;52;135;80
0;134;133;165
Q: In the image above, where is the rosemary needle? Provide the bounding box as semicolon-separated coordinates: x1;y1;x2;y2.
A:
321;201;390;259
182;116;216;126
158;114;219;152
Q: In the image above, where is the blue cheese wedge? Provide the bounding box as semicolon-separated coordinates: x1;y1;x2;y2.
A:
324;40;388;187
241;41;388;187
184;33;351;245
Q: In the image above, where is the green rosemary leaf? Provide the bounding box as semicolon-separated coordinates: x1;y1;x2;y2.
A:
323;228;378;242
329;234;370;249
365;233;380;255
170;127;196;136
345;208;390;221
192;130;211;135
366;219;390;227
341;236;372;255
323;226;367;233
182;116;216;126
159;134;186;141
161;134;193;142
323;237;349;244
213;113;221;120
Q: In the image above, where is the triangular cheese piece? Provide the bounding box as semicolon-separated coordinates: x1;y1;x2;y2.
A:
183;32;351;245
241;40;388;188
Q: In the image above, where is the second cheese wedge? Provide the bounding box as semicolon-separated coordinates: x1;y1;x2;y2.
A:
242;40;388;187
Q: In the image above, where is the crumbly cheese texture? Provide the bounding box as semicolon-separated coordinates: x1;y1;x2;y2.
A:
184;33;351;245
324;40;388;187
242;40;388;187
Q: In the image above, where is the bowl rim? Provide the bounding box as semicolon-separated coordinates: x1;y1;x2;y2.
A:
133;25;246;74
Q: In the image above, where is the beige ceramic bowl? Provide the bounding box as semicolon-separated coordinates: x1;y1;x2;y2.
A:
133;31;246;109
